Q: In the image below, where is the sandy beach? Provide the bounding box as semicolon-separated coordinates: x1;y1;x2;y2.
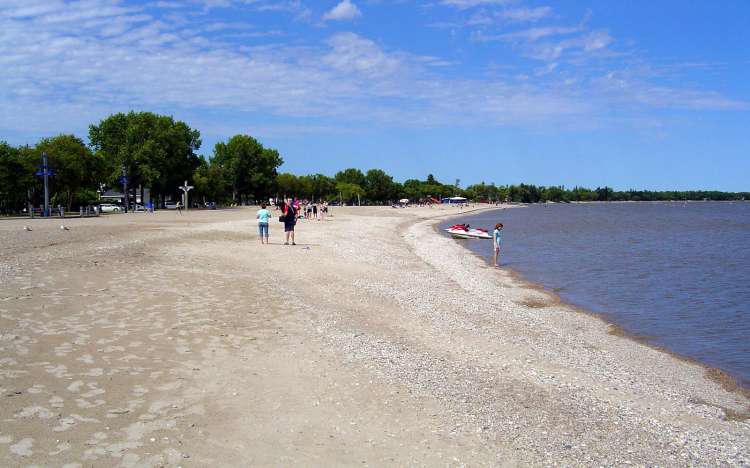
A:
1;205;748;466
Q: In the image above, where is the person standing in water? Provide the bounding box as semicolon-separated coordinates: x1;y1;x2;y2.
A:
493;223;503;267
256;202;270;244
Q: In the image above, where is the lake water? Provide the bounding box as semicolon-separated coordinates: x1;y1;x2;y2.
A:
442;202;750;387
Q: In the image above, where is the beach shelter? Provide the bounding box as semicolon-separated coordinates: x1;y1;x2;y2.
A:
442;196;467;204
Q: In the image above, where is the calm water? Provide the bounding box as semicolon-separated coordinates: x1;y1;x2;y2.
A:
442;202;750;387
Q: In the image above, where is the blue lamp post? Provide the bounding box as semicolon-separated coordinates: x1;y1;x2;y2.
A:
34;152;55;217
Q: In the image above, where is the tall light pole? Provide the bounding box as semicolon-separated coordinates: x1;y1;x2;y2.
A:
179;180;194;211
42;152;50;217
120;164;128;213
35;152;54;217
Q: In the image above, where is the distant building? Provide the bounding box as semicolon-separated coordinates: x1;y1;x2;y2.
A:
100;188;150;205
100;189;125;204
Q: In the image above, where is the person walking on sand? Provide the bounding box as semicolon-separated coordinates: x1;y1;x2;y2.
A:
493;223;503;267
176;201;182;215
282;200;297;245
256;202;270;244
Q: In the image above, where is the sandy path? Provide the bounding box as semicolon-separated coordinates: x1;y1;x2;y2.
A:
0;206;748;466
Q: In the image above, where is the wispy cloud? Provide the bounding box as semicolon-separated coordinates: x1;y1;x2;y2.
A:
526;29;614;61
500;6;553;22
439;0;513;10
474;25;580;42
323;0;362;21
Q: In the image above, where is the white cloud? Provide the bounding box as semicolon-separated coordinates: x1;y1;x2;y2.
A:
440;0;512;9
499;6;552;22
525;30;613;61
151;2;183;8
324;33;402;76
480;26;581;42
323;0;361;21
472;24;613;63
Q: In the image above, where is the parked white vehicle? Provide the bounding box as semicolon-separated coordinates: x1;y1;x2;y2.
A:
99;203;122;213
164;202;178;209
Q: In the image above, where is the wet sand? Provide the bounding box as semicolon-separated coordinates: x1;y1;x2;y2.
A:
0;206;748;466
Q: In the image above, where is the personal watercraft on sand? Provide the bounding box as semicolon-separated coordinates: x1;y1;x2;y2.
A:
444;224;491;240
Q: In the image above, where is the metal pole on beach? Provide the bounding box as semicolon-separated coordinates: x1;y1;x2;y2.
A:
42;152;50;217
179;180;194;212
121;164;128;213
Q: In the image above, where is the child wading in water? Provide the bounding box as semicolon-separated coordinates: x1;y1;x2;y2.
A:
493;223;503;267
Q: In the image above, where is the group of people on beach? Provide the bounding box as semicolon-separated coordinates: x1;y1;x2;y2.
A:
256;199;329;245
304;202;329;221
257;202;504;269
255;200;297;245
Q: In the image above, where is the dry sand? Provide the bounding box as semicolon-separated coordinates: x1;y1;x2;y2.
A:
0;205;748;467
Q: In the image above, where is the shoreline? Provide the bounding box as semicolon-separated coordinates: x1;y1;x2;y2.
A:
437;207;750;398
407;209;750;427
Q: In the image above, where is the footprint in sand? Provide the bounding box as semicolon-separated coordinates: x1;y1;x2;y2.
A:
80;382;105;399
45;363;70;378
9;437;33;456
84;367;104;377
67;380;84;392
54;342;74;356
49;395;64;408
16;405;53;419
76;353;95;364
48;441;71;456
27;383;45;394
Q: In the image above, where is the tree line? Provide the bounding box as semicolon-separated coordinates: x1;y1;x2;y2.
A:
1;111;747;214
461;183;749;203
0;112;281;214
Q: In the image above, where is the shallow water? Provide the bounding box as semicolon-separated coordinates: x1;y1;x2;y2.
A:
442;202;750;387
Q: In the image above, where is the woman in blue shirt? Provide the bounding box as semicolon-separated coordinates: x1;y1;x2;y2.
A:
493;223;503;267
256;203;271;244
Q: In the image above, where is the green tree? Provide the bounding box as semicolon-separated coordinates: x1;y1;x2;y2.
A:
364;169;396;202
569;186;596;201
34;135;105;210
89;112;202;205
0;142;35;214
465;182;502;202
193;158;231;204
596;186;614;201
276;172;300;199
541;186;566;202
334;168;366;187
305;174;336;201
335;182;364;203
401;176;454;201
402;179;424;201
211;135;283;203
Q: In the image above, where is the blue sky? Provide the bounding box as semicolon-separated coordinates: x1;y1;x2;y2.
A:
1;0;748;190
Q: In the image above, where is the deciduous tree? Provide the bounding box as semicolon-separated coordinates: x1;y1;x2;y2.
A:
0;142;35;213
211;135;283;203
34;135;104;210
